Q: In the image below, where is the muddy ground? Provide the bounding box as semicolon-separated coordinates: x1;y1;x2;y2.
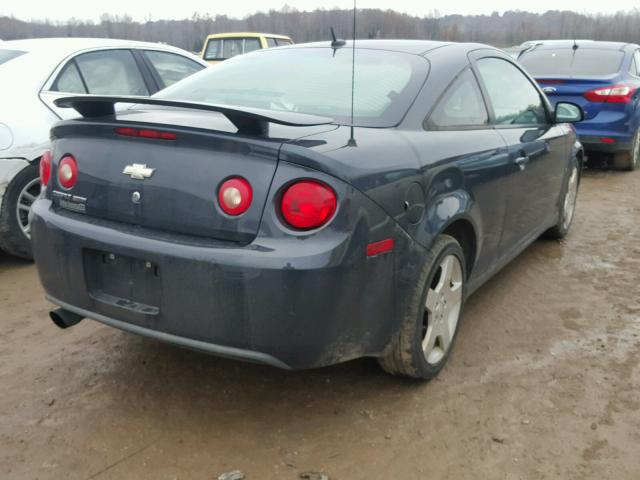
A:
1;169;639;480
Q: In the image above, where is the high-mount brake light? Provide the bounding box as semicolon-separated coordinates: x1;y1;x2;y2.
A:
115;127;177;140
584;85;636;103
57;155;78;189
218;177;253;216
40;150;52;186
280;180;337;230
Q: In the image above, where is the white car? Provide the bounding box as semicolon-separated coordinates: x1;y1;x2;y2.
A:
0;38;207;258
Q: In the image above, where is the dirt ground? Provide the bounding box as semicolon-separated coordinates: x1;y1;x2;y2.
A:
1;168;639;480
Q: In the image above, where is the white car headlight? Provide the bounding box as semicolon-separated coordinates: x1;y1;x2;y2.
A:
0;123;13;151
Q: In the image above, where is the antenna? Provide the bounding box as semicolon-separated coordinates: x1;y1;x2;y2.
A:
572;38;579;51
331;27;346;48
347;0;357;147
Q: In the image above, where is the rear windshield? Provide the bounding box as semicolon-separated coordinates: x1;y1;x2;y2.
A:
519;48;625;76
0;49;26;66
157;47;429;127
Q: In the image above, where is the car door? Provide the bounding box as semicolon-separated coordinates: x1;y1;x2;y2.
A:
40;48;152;120
421;67;512;280
141;50;205;89
473;54;567;254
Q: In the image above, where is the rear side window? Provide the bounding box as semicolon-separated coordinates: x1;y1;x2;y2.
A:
427;68;488;129
53;62;86;93
73;50;148;95
477;57;547;126
0;49;26;66
275;38;293;46
266;38;278;48
519;48;625;76
144;50;203;88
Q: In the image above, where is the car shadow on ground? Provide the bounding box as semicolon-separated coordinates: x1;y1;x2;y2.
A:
0;249;32;267
96;331;422;406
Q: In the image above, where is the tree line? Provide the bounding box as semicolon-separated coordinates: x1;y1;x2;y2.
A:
1;7;640;52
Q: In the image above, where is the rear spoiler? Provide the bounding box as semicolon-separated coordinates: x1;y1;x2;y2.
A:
54;96;334;135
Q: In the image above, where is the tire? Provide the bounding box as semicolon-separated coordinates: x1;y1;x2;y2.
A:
613;129;639;171
0;163;40;260
546;156;581;239
378;234;466;380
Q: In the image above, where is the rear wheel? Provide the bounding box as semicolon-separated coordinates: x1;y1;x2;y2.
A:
613;129;639;171
0;163;40;259
378;235;465;380
546;158;580;239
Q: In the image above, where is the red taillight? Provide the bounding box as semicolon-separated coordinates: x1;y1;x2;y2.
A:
40;150;52;186
58;155;78;189
218;177;252;216
600;137;616;143
584;85;636;103
280;180;337;230
115;127;177;140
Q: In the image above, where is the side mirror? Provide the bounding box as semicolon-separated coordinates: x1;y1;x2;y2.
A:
554;102;584;123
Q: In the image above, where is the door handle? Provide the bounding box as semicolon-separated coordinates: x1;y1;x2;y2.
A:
514;154;530;170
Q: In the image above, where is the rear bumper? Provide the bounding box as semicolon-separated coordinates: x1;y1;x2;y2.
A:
579;135;631;153
572;110;635;154
47;295;291;369
31;199;414;370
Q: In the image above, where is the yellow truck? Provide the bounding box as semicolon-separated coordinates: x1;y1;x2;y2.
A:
201;32;294;65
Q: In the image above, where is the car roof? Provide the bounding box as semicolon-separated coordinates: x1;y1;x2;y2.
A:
523;40;638;52
205;32;292;40
520;39;594;46
286;39;460;55
285;40;505;57
0;37;195;56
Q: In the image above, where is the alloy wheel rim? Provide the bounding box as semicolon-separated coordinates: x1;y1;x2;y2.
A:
633;131;640;167
562;167;579;230
422;254;463;365
16;178;41;239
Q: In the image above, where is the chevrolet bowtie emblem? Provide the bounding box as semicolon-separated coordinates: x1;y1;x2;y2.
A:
123;163;155;180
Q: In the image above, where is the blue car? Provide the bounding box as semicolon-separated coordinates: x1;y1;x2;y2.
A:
32;41;584;380
518;40;640;170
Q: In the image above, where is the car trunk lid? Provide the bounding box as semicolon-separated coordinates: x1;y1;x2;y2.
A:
50;101;335;244
536;76;620;120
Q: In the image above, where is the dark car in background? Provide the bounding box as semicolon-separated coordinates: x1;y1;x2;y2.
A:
518;40;640;170
32;40;584;380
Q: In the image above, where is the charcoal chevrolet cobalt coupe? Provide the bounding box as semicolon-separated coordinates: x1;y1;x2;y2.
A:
31;41;584;380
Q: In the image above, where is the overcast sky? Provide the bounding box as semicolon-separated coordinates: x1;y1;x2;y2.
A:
2;0;639;22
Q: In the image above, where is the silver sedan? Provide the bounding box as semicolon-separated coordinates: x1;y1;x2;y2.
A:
0;37;207;258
